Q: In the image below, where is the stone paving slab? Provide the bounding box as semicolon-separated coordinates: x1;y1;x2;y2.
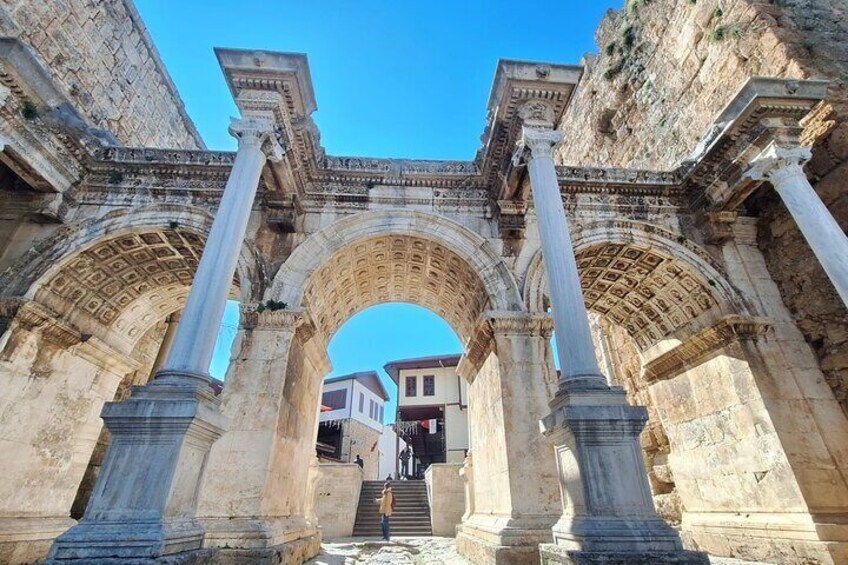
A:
309;538;776;564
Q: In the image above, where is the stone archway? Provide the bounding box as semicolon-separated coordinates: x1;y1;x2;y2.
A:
270;209;525;319
520;218;848;563
0;206;259;564
197;210;561;562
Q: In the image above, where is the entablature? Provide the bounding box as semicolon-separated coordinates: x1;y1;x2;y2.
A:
680;77;827;211
3;40;827;236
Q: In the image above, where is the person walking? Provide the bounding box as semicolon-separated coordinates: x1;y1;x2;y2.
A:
375;481;394;541
399;447;410;478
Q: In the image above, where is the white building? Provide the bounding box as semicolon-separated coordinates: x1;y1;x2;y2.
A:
384;354;469;474
316;371;389;479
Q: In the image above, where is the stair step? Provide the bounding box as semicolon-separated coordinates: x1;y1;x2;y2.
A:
353;480;432;537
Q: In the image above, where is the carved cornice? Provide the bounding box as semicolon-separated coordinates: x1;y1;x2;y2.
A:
240;304;307;331
480;60;582;200
681;78;827;211
0;297;82;348
642;315;772;384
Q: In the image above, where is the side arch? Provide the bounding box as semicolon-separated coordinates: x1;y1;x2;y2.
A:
522;219;751;351
0;203;261;352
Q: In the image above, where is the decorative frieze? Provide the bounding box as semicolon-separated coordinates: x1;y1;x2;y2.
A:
239;304;307;331
0;298;82;348
642;315;772;383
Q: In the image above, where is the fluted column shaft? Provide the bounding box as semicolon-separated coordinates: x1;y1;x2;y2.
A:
522;125;606;390
161;117;280;384
748;143;848;308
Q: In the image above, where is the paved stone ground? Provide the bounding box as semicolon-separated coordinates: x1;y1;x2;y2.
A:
308;538;775;564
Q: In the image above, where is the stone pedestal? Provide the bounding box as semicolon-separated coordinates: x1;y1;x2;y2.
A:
46;379;225;564
539;388;707;565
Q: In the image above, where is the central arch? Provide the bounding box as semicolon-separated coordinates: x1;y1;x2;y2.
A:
198;210;557;557
270;210;525;343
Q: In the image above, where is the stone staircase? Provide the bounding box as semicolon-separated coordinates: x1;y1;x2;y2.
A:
352;480;432;537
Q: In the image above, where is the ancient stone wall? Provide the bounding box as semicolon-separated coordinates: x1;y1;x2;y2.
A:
559;0;848;415
313;463;363;538
424;463;465;537
339;418;381;481
0;0;203;149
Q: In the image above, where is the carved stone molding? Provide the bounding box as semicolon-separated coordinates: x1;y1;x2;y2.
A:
703;211;739;245
239;304;306;331
0;297;82;348
518;100;556;128
642;315;772;384
461;311;554;379
745;143;812;185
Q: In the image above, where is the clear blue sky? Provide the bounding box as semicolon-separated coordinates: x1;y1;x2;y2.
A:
135;0;620;158
135;1;620;422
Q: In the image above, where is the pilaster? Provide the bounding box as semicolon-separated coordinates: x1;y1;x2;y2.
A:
457;311;561;565
198;305;321;563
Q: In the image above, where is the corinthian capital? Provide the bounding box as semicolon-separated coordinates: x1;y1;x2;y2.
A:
228;116;286;162
518;126;563;160
746;142;812;185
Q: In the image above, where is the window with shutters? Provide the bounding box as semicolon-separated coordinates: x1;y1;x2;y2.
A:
321;389;346;410
423;375;435;396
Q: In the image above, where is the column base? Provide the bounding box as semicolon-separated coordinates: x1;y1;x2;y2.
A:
46;519;208;562
682;511;848;565
46;380;226;564
45;549;217;565
539;544;709;565
212;534;321;565
201;516;319;550
0;516;76;564
551;516;685;553
457;517;555;565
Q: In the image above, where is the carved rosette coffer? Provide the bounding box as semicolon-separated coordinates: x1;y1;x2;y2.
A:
642;315;772;384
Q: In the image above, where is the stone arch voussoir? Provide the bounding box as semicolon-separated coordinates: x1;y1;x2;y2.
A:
522;219;751;351
268;210;524;342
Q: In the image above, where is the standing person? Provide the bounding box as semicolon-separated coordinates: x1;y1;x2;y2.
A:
375;481;394;541
354;454;364;469
399;447;410;478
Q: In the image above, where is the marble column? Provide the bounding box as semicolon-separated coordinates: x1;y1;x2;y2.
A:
47;117;282;564
522;126;608;391
520;123;707;564
747;143;848;308
148;311;180;380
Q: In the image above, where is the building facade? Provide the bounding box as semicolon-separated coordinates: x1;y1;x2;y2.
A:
386;354;469;469
317;371;388;479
